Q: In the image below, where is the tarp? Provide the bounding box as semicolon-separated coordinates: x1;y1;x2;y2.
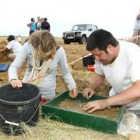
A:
0;63;9;72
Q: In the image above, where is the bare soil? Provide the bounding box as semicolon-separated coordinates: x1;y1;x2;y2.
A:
59;99;119;120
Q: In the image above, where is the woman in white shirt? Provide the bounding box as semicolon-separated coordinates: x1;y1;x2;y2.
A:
8;30;78;103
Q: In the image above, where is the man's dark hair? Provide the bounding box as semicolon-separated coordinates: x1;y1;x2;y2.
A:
86;29;119;53
44;18;47;21
7;35;15;42
31;18;34;22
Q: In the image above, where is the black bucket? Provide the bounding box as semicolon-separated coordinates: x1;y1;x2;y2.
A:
83;55;95;67
0;83;41;135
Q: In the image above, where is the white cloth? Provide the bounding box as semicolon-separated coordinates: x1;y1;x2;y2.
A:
36;22;41;30
95;40;140;110
134;14;140;29
8;42;76;99
134;20;140;29
7;40;22;55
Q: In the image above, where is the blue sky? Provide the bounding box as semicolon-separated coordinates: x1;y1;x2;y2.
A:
0;0;139;38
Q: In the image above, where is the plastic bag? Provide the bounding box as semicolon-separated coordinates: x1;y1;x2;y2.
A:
117;111;140;137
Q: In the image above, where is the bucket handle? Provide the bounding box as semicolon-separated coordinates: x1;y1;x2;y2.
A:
0;103;40;126
5;120;19;126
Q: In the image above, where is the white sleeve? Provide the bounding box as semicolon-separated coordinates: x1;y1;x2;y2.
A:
129;52;140;82
6;41;13;50
58;47;76;90
8;42;29;81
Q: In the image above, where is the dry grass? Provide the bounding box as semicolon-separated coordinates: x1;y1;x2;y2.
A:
0;116;128;140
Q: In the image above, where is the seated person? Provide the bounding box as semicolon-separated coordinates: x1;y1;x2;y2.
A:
0;35;22;60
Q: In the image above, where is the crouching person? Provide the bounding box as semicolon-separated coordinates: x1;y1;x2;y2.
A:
8;30;78;103
0;35;22;60
83;29;140;138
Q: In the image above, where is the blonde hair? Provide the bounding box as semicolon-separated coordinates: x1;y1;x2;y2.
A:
29;30;57;59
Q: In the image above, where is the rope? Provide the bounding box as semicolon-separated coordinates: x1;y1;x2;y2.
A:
27;49;51;86
68;53;92;66
118;35;140;41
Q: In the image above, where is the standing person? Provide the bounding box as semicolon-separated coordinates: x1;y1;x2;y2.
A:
132;9;140;46
36;16;42;30
41;18;50;32
27;18;37;34
8;30;78;103
0;35;22;60
40;18;44;23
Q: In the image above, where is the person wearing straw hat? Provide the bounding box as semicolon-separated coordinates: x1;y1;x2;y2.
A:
8;30;78;103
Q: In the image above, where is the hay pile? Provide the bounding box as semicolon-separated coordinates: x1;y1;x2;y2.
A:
0;40;11;63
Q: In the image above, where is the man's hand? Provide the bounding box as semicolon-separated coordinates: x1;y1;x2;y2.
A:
83;99;109;113
69;88;78;98
83;87;94;99
10;79;23;88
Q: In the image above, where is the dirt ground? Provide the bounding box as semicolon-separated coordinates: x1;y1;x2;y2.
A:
0;37;128;140
59;99;119;120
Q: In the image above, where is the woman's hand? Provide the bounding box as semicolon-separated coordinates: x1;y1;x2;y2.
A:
10;79;23;88
83;87;94;99
69;88;78;98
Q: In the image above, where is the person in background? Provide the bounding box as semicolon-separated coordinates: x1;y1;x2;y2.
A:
83;29;140;118
40;18;44;23
8;30;78;103
36;16;42;30
41;18;50;32
0;35;22;60
132;9;140;46
27;18;37;34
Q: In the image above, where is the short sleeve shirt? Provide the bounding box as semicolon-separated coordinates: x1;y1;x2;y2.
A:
95;40;140;110
7;40;22;54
